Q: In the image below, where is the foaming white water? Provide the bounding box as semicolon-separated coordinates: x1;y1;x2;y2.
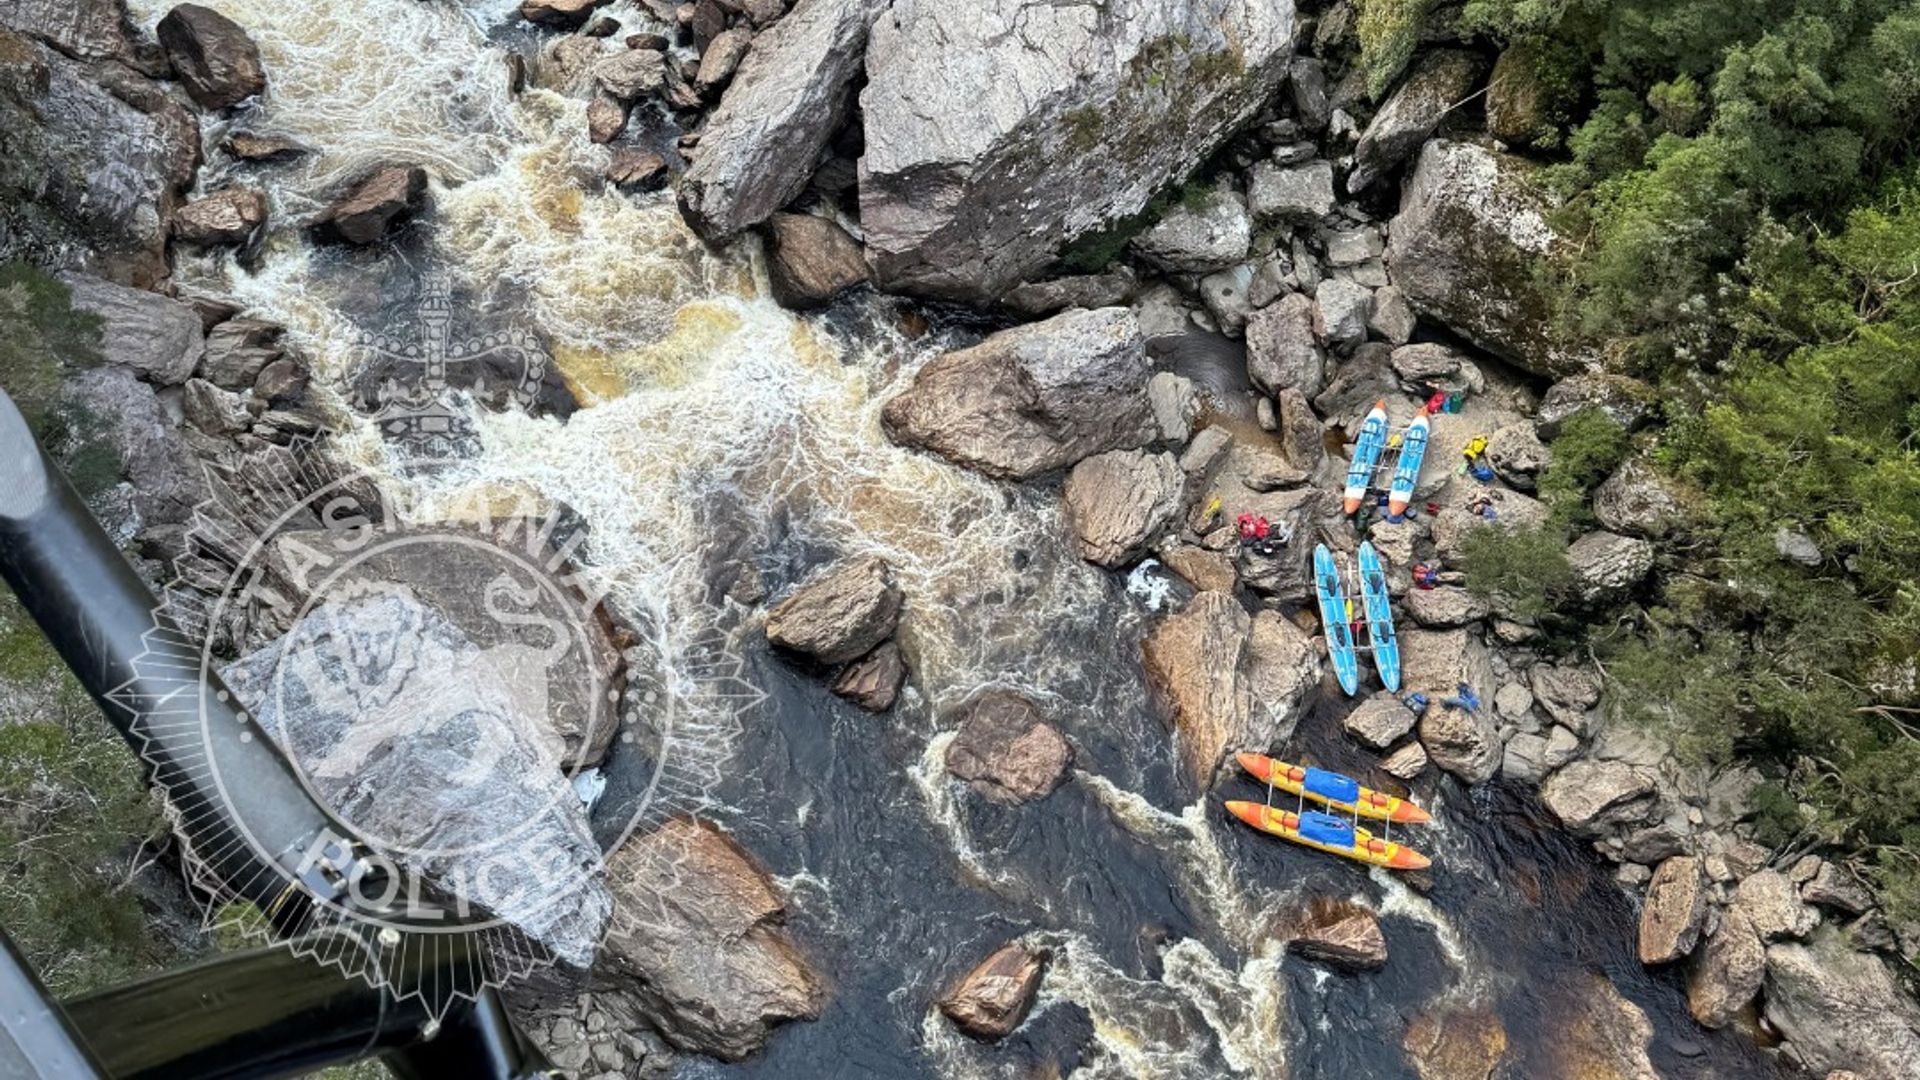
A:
907;732;1041;903
1021;931;1286;1080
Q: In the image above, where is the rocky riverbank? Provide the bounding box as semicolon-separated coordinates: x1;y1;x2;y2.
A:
3;0;1916;1077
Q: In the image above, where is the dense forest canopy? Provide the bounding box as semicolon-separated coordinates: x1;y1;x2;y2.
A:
1386;0;1920;918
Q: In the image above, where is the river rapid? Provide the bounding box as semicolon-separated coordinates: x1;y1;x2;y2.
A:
131;1;1786;1076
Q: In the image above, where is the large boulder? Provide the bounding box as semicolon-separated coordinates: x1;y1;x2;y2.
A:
58;271;203;385
1764;929;1920;1080
938;941;1048;1041
1248;159;1336;223
679;0;882;237
859;0;1296;301
173;187;267;245
1536;373;1656;437
1143;593;1317;787
1637;856;1706;964
316;165;427;245
1540;759;1654;837
1245;293;1325;398
0;28;198;286
1485;422;1549;491
600;818;824;1060
63;366;207;534
1061;449;1182;568
943;690;1074;804
225;589;611;968
1385;140;1598;377
831;640;907;712
1347;51;1481;194
1566;530;1654;604
1734;869;1820;942
881;306;1154;480
1592;456;1688;539
1688;905;1765;1029
764;555;903;664
156;3;266;110
763;212;870;309
1131;189;1252;274
1402;628;1498;781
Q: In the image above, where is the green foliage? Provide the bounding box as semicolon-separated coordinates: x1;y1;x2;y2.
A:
1459;523;1576;621
0;261;104;430
1357;0;1433;99
1538;407;1631;517
1055;179;1221;275
0;261;119;497
1063;106;1105;154
0;596;169;996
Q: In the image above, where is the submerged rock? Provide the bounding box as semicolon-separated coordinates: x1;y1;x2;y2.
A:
1405;1004;1508;1080
763;211;870;309
764;554;903;664
881;307;1154;480
1062;449;1182;568
1287;896;1387;972
679;0;881;237
938;941;1048;1041
600;818;823;1060
1637;855;1706;964
859;0;1296;301
157;3;266;110
1385;140;1597;377
943;690;1074;804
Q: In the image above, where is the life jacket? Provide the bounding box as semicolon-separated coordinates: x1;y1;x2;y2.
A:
1238;513;1258;539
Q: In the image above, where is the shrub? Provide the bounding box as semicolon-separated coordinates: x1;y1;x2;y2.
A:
1459;523;1576;621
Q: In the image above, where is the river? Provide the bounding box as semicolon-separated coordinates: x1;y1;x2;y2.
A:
131;0;1785;1075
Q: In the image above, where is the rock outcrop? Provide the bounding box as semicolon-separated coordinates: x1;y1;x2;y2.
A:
1143;594;1317;787
600;818;824;1061
859;0;1296;301
157;3;266;110
882;307;1154;480
938;941;1048;1041
943;691;1074;804
1764;929;1920;1080
0;26;199;286
59;271;203;385
1347;51;1481;194
1062;449;1182;568
764;555;903;664
679;0;882;237
1385;140;1597;377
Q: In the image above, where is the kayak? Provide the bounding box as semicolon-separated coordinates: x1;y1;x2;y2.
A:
1387;412;1431;517
1313;544;1359;695
1236;753;1430;824
1225;801;1432;871
1357;541;1400;692
1342;401;1390;514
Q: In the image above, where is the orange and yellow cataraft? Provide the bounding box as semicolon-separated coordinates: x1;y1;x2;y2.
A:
1236;753;1431;824
1225;801;1432;871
